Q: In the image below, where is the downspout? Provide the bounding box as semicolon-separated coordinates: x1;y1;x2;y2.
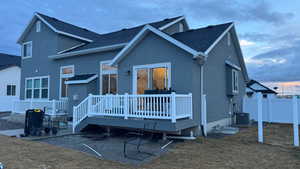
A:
197;54;207;137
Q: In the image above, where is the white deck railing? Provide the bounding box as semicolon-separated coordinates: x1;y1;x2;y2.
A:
73;93;193;132
12;99;68;116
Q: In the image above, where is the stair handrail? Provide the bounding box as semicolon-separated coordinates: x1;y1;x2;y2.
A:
72;95;91;133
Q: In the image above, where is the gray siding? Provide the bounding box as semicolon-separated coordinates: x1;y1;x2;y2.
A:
117;32;202;126
57;35;84;52
203;29;246;123
20;18;120;100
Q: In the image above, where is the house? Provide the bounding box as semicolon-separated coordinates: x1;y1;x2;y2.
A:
246;79;277;98
0;53;21;112
15;12;249;136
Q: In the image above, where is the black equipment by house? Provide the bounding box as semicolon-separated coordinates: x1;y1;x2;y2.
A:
24;109;45;136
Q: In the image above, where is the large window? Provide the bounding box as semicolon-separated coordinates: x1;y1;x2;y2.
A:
22;41;32;58
60;65;74;98
134;63;171;94
100;61;117;94
232;69;239;93
25;76;49;99
6;85;16;96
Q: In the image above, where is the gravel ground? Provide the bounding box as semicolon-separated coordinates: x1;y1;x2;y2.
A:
38;133;171;165
0;124;300;169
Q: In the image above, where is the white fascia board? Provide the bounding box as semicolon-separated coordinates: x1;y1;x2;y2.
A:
49;43;127;59
159;16;185;30
225;60;241;71
204;23;234;55
65;75;98;85
110;25;202;66
57;43;86;54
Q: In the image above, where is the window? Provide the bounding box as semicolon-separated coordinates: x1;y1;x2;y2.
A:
36;21;41;32
60;65;74;98
232;69;239;93
134;63;171;94
6;85;16;96
100;61;117;94
25;76;49;99
227;32;231;46
22;41;32;58
179;23;184;32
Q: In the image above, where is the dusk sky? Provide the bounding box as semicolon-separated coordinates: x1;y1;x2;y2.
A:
1;0;300;94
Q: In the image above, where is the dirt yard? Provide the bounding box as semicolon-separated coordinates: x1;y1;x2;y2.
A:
0;124;300;169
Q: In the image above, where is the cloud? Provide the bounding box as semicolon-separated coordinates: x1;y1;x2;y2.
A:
0;0;295;56
240;40;255;47
247;39;300;82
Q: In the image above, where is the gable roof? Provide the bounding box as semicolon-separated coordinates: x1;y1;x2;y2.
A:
171;22;233;53
17;12;102;44
0;53;21;71
247;80;277;94
110;25;205;66
65;16;184;53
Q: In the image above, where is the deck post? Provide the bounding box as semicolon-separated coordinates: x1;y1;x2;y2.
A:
293;96;299;147
72;106;76;133
124;93;129;119
52;100;56;115
88;94;92;114
171;92;176;123
189;93;193;119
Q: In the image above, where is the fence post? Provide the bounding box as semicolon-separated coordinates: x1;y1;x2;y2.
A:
88;94;93;114
30;99;33;109
124;93;129;120
171;92;176;123
189;93;193;119
293;96;299;147
202;94;207;136
267;95;273;123
257;92;263;143
52;100;56;115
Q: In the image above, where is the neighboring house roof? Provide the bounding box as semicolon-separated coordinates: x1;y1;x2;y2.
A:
65;74;98;85
247;80;277;94
0;53;21;71
171;22;233;53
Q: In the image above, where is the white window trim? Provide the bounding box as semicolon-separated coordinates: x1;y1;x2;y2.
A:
132;62;171;94
232;69;239;94
36;20;41;32
59;65;74;99
25;75;50;100
99;60;118;95
22;41;33;59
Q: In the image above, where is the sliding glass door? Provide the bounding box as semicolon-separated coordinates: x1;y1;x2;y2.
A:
133;63;171;94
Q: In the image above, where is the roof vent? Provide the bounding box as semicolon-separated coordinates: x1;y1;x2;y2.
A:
206;25;214;29
82;28;89;31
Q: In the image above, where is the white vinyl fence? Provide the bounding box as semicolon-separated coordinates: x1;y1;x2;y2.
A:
12;99;68;115
0;96;19;112
243;94;300;124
